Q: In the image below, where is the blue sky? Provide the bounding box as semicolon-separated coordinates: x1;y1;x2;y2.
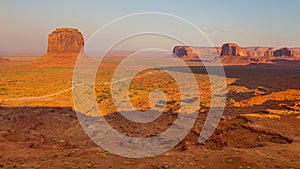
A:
1;0;300;55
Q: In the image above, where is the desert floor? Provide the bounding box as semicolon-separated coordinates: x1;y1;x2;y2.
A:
0;56;300;169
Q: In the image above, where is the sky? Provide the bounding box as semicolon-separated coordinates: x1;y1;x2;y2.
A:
1;0;300;55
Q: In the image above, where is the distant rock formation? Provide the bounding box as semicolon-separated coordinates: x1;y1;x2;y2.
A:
221;43;244;57
274;48;293;57
173;46;221;60
274;48;300;59
220;43;273;58
173;43;276;65
33;28;93;67
264;48;274;58
220;43;273;64
291;48;300;59
0;57;10;63
47;28;84;54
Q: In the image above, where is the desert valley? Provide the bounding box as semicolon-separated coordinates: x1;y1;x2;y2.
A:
0;27;299;169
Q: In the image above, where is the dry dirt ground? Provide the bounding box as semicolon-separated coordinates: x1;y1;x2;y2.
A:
0;56;300;168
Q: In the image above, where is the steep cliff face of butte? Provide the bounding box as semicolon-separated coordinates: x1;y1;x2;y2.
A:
33;28;93;67
220;43;273;65
47;28;84;54
173;46;221;61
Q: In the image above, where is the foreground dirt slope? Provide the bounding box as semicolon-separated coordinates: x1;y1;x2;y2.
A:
0;107;300;169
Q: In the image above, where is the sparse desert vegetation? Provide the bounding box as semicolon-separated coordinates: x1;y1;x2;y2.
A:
1;54;300;168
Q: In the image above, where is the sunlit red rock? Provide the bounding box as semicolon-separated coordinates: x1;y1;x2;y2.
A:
33;28;94;67
47;28;84;54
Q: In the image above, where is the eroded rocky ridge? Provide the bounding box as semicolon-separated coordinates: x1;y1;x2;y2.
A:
274;48;300;59
174;43;300;64
173;46;221;60
220;43;273;64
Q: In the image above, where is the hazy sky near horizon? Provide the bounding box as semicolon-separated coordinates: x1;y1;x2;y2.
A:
1;0;300;55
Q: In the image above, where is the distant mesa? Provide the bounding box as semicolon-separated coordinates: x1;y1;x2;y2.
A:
220;43;273;58
173;46;221;61
220;43;273;65
274;47;300;59
173;43;300;65
33;28;92;67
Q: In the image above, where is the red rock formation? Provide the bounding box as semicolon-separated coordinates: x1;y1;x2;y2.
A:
246;47;274;58
220;44;273;58
33;28;93;67
173;43;300;64
173;46;188;58
0;57;10;63
173;46;221;60
274;48;300;59
47;28;84;53
221;43;243;57
264;48;274;58
220;43;273;65
291;48;300;59
274;48;293;57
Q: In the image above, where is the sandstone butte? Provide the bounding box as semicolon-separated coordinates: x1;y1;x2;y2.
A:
33;28;93;67
173;43;300;65
47;28;84;54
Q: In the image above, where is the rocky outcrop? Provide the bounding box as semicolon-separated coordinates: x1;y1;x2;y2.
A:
173;46;188;58
264;48;274;58
246;47;274;58
220;43;273;64
47;28;84;53
274;48;293;57
274;48;300;59
291;48;300;59
221;43;273;58
173;46;221;60
33;28;93;67
173;43;274;64
221;43;243;57
0;57;10;63
173;43;300;64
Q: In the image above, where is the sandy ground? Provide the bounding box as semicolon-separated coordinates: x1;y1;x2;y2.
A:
0;57;300;168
